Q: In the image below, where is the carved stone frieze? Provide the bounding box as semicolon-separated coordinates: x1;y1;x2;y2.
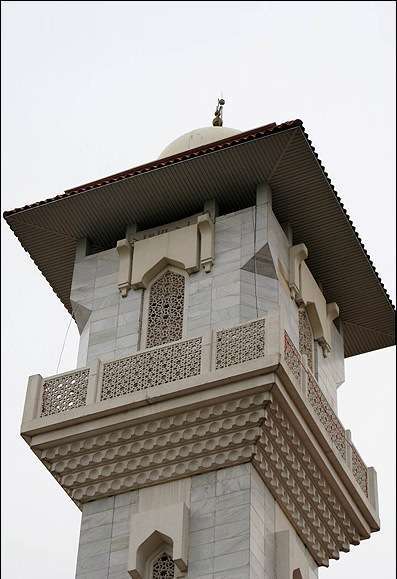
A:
32;387;373;568
40;394;263;461
267;403;359;543
38;392;267;502
253;400;362;566
70;445;255;502
61;428;259;489
50;409;263;476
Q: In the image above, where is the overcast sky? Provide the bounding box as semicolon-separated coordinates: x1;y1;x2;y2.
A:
1;2;395;578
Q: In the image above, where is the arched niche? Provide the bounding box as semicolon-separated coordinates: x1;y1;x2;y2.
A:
139;531;175;579
128;502;189;579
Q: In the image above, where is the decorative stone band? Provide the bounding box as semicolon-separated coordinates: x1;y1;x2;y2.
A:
36;391;366;567
41;369;89;417
37;392;267;502
50;410;263;476
40;394;263;461
215;318;265;369
255;401;361;568
283;330;368;498
100;337;202;401
65;431;259;493
72;445;255;503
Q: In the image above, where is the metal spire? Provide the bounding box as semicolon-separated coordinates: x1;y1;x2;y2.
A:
212;98;225;127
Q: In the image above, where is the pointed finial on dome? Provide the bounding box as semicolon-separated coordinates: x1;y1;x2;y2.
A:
212;98;225;127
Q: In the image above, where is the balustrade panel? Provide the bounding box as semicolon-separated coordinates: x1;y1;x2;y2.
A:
100;337;202;401
215;318;266;370
41;369;89;417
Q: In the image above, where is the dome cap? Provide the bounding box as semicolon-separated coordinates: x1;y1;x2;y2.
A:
158;125;241;159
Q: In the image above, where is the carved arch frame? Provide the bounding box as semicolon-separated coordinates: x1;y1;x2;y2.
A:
144;537;174;579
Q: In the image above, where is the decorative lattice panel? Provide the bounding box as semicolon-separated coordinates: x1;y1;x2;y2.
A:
284;331;302;383
215;318;265;370
307;373;346;461
41;369;89;416
299;308;314;371
351;444;368;496
100;337;202;401
284;331;369;494
152;552;174;579
146;270;185;348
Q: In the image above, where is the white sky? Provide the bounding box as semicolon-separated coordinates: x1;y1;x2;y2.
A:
1;2;395;578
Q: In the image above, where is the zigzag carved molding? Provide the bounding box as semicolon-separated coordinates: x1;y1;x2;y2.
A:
71;445;255;502
267;402;359;542
39;394;264;461
34;391;364;567
62;428;260;488
50;410;263;475
253;400;361;567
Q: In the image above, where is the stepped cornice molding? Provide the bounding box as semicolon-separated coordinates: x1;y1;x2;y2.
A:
28;382;378;568
50;409;263;475
253;400;363;567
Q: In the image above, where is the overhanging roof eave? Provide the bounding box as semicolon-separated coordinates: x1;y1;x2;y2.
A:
4;121;395;358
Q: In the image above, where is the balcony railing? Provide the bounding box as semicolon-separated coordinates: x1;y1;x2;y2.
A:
100;337;202;401
35;318;268;420
24;316;369;499
283;330;368;496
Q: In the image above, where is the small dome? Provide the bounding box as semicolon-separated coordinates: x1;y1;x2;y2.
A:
158;126;241;159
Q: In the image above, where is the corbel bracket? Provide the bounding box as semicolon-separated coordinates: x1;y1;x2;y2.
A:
117;239;133;297
289;243;308;303
197;213;215;273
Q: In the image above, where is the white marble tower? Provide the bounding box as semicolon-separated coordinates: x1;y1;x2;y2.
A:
5;116;395;579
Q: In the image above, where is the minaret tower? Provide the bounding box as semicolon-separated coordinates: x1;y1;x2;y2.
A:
4;104;395;579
